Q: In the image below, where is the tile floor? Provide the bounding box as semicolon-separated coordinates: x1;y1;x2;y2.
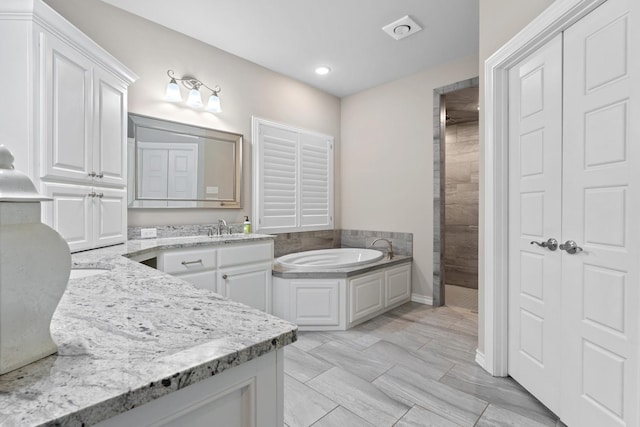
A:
444;284;478;312
284;302;564;427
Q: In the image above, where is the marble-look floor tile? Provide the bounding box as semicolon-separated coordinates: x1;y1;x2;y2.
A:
395;404;462;427
415;339;478;367
372;365;487;426
307;367;410;427
356;316;432;351
438;362;558;426
284;374;338;427
284;345;333;383
309;340;392;382
476;404;558;427
291;331;333;352
361;340;453;380
319;328;381;350
406;322;478;352
311;406;374;427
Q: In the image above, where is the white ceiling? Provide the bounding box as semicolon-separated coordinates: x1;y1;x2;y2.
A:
100;0;479;98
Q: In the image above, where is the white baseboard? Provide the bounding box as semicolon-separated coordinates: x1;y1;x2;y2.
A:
411;294;433;305
475;349;486;369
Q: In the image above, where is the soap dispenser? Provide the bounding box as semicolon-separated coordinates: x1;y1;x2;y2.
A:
0;146;71;374
243;216;252;234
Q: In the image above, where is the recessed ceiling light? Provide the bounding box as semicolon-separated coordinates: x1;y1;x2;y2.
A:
315;66;331;75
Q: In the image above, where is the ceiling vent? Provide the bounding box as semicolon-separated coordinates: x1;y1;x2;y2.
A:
382;15;422;41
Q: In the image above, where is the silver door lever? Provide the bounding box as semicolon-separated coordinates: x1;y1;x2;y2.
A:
530;238;559;251
560;240;583;254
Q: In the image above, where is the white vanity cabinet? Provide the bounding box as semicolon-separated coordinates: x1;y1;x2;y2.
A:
158;241;274;313
158;246;218;292
0;2;136;252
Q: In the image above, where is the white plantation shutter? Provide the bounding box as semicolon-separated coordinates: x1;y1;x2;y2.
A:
300;133;332;228
253;118;334;233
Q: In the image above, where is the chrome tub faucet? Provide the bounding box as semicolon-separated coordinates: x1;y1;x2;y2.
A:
370;238;394;259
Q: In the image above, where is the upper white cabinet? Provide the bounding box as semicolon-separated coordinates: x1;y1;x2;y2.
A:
252;117;334;234
0;1;137;251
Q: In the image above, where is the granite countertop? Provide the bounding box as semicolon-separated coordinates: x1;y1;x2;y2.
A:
0;234;297;427
272;254;413;279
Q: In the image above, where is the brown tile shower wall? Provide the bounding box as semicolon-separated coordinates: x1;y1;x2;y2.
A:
444;121;479;289
272;229;413;258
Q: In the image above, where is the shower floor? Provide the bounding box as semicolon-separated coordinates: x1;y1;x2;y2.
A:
445;284;478;312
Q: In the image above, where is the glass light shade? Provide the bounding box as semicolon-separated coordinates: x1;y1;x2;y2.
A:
164;81;182;102
206;94;222;113
186;88;203;108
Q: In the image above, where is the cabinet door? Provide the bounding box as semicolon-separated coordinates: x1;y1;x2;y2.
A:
92;187;127;247
290;280;341;326
385;264;412;307
349;272;384;323
175;270;217;293
93;68;127;187
41;183;92;252
40;32;93;183
220;263;272;313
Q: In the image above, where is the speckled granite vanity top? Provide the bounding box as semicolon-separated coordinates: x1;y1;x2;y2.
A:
0;234;296;427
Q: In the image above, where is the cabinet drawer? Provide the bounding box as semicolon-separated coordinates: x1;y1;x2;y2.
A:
218;242;273;267
175;270;217;292
160;247;217;274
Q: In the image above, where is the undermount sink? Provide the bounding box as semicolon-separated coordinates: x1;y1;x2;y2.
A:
69;268;110;279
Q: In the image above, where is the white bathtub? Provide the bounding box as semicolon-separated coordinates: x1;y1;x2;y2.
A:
275;248;384;270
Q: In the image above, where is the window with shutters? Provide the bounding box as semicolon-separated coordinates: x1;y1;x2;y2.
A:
252;117;334;233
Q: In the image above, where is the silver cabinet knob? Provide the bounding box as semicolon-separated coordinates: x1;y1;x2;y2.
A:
530;238;559;251
560;240;583;254
222;274;228;280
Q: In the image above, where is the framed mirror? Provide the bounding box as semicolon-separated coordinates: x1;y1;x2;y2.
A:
127;114;242;208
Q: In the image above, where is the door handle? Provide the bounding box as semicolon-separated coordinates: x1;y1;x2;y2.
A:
530;238;558;251
560;240;583;254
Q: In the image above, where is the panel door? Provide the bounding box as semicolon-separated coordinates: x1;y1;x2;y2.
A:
175;270;218;293
40;32;93;183
220;263;272;313
507;34;564;414
41;182;92;252
385;263;412;307
349;272;384;323
167;145;198;199
93;187;127;248
93;67;127;187
138;145;168;199
561;0;638;425
290;281;341;326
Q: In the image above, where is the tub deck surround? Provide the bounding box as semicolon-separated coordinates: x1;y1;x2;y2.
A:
272;254;412;279
0;234;296;427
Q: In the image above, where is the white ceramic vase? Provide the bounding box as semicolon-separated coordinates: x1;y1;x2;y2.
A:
0;146;71;374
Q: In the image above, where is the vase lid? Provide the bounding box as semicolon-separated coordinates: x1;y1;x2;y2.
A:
0;146;51;202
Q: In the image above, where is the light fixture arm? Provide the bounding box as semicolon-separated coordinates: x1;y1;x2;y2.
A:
167;70;221;95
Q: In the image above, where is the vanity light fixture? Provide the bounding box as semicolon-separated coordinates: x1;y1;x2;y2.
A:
164;70;222;113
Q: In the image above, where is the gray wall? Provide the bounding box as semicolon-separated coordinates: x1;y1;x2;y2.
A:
444;121;479;289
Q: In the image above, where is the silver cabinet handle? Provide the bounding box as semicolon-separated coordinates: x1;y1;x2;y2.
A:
88;192;96;198
88;171;96;178
181;259;203;266
96;193;103;198
530;238;559;251
560;240;583;254
96;172;104;179
222;274;228;280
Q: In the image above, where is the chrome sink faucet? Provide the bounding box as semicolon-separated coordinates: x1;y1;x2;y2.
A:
217;219;228;235
370;238;394;259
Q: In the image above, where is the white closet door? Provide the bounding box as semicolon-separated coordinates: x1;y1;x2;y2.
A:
167;145;197;199
561;0;638;425
138;145;168;199
507;34;563;414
